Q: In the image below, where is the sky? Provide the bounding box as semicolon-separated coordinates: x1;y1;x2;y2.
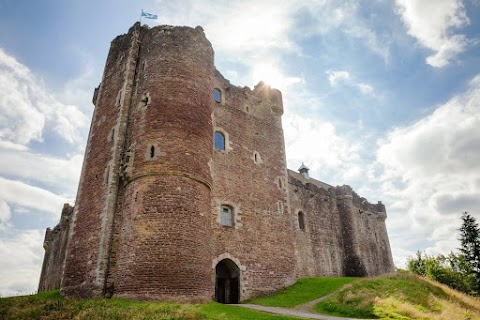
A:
0;0;480;297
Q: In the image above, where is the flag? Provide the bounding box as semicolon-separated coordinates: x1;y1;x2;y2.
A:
141;10;158;20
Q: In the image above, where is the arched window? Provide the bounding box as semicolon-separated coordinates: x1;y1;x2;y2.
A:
214;88;222;103
220;205;234;227
298;211;305;231
214;131;225;150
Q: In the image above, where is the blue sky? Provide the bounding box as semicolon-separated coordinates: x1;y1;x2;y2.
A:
1;0;480;296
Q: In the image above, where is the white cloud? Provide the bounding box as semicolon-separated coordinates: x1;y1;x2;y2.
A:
326;70;351;85
0;149;82;196
376;74;480;260
395;0;470;67
326;70;375;96
0;229;44;296
251;62;304;91
0;48;89;146
357;83;374;95
154;0;298;57
0;177;67;215
153;0;390;90
0;200;12;231
299;1;391;62
284;113;362;183
0;140;28;151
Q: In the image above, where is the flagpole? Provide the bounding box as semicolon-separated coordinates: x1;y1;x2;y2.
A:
140;9;143;24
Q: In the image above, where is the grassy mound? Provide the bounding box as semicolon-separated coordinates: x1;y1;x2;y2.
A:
0;290;298;320
0;290;205;320
315;272;480;319
246;277;358;307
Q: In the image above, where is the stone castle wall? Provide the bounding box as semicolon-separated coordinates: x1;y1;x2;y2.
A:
288;171;395;277
211;72;297;300
111;25;215;302
38;204;73;292
39;23;395;302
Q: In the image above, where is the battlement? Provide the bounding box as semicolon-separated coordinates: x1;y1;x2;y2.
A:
213;70;284;121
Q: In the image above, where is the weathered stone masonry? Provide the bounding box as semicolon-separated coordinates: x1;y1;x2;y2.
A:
39;23;395;302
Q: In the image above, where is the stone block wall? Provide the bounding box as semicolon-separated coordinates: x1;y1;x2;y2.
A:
211;73;297;300
38;204;73;292
288;170;395;277
110;25;214;302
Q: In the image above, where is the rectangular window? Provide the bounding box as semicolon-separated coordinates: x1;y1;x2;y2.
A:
220;205;234;227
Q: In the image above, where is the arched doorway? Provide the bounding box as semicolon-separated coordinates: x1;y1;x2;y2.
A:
215;259;240;304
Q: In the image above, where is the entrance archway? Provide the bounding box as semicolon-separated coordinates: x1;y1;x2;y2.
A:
215;258;240;304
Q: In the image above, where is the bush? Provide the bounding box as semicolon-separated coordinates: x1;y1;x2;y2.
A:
407;251;476;295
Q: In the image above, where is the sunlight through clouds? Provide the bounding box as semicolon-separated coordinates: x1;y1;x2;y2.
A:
251;63;303;91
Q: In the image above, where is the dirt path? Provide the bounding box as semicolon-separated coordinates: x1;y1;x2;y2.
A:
293;294;333;313
237;302;372;320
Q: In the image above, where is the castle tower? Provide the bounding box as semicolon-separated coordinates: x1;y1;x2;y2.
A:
61;23;215;301
38;22;395;303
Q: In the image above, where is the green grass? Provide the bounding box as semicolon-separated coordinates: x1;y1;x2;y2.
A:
246;277;358;307
5;274;477;319
314;272;480;319
198;302;298;319
0;290;298;320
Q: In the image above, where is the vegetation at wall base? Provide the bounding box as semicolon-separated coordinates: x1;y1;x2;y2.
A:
245;276;358;307
314;272;480;319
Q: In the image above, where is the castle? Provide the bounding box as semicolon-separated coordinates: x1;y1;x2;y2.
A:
38;23;394;303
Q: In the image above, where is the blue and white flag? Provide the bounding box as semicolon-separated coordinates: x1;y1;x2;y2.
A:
141;10;158;19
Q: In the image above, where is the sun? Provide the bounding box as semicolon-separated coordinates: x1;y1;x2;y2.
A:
251;63;285;90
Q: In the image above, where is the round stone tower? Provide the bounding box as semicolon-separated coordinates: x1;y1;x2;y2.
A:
61;23;215;302
112;25;215;301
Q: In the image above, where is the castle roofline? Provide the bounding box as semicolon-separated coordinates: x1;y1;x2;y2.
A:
298;162;309;171
287;169;332;190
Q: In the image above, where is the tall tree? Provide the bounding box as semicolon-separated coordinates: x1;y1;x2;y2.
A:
459;212;480;293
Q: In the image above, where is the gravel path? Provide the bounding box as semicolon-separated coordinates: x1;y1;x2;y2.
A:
293;293;333;313
236;303;366;320
237;294;377;320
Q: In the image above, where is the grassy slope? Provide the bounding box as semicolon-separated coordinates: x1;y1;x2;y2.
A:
4;274;477;319
246;277;358;307
0;290;298;320
315;273;480;320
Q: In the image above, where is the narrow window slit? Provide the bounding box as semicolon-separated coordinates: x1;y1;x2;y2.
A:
150;146;155;158
298;211;305;231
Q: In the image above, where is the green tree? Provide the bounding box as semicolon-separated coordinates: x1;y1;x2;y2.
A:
459;212;480;293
